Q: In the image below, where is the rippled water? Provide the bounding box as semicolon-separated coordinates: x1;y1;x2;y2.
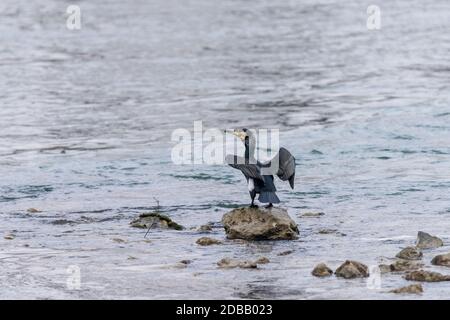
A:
1;0;450;299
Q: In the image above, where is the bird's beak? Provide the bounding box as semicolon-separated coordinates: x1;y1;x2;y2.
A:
231;130;246;141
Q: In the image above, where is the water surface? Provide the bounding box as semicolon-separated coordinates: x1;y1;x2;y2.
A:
0;0;450;299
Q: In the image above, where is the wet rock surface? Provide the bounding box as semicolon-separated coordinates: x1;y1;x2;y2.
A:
405;270;450;282
196;237;222;246
312;263;333;277
396;247;423;260
335;260;369;279
431;253;450;267
390;284;423;294
130;212;183;230
222;207;299;240
416;231;443;249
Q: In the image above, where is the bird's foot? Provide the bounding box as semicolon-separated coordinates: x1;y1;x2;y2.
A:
265;203;273;209
249;204;259;208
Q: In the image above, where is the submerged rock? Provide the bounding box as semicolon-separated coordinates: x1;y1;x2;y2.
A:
318;228;337;234
197;224;213;232
405;270;450;282
4;234;15;240
416;231;443;249
335;260;369;279
27;208;42;213
312;263;333;277
277;250;294;256
112;238;126;243
217;258;257;269
390;260;423;272
130;212;183;230
378;264;392;274
222;207;299;240
255;257;270;264
396;247;423;260
196;237;222;246
431;253;450;267
301;212;325;218
390;284;423;294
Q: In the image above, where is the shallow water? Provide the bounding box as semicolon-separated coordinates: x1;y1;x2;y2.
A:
1;0;450;299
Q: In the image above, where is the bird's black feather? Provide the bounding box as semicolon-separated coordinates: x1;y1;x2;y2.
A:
225;155;264;182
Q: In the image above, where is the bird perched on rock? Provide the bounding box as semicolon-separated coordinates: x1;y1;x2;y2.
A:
225;128;296;208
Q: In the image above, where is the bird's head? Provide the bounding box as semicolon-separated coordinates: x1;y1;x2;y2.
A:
231;128;251;142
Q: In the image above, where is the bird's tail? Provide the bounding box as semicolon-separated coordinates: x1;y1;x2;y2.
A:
258;192;280;204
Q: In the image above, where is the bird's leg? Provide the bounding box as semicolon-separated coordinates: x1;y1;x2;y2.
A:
249;191;258;208
265;203;273;209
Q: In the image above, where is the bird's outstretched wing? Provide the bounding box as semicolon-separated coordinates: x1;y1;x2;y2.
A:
276;147;296;189
259;148;296;189
225;155;264;182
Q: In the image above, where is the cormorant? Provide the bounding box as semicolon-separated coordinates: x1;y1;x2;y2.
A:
225;128;296;208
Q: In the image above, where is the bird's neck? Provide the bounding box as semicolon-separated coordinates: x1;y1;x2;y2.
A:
244;137;256;163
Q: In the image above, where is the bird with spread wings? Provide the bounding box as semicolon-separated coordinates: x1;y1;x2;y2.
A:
225;128;296;208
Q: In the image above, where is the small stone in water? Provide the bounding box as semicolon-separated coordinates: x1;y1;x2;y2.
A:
27;208;42;213
396;247;423;260
312;263;333;277
196;237;222;246
277;250;294;256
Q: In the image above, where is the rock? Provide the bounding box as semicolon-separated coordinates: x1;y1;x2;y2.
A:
431;253;450;267
27;208;42;213
222;207;299;240
127;256;137;260
4;234;15;240
396;247;423;260
301;212;324;217
112;238;126;243
405;270;450;282
390;260;423;272
217;258;257;269
197;224;213;232
312;263;333;277
416;231;443;249
130;212;183;230
318;229;346;236
390;284;423;294
378;264;392;274
335;260;369;279
255;257;270;264
180;260;192;265
277;250;294;256
318;228;337;234
196;237;222;246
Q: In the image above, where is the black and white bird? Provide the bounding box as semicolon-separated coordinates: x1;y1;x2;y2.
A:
225;128;296;208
